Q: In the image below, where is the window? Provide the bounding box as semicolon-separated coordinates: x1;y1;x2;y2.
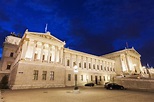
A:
110;67;112;71
10;52;14;57
79;62;81;68
42;55;45;61
68;74;71;81
91;75;93;81
89;63;91;69
81;75;83;81
34;53;38;60
67;59;70;66
104;67;106;71
33;70;38;80
73;62;76;66
50;71;54;80
103;76;105;81
100;76;102;81
50;56;52;61
35;44;37;47
101;65;103;70
97;65;99;70
93;64;95;69
84;62;86;68
42;71;47;80
6;64;11;70
107;67;109;71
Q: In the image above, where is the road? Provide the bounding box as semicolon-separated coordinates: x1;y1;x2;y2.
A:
1;86;154;102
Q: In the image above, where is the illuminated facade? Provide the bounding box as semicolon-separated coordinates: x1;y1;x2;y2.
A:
0;30;143;89
102;48;143;75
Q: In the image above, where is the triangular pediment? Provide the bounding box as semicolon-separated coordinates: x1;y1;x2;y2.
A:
129;47;140;55
25;30;65;45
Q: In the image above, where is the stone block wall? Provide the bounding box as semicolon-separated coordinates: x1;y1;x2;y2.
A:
115;78;154;91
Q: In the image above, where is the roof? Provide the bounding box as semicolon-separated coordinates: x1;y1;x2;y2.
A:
102;47;141;57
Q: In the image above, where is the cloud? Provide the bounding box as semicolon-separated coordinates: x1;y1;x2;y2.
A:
0;0;154;66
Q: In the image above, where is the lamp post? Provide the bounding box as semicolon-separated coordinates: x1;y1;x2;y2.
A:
74;64;79;90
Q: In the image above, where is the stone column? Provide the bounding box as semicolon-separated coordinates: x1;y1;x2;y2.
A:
60;47;63;64
56;47;60;63
32;41;37;61
40;42;44;62
81;56;83;69
62;48;65;65
47;44;51;63
20;39;28;59
25;39;35;60
70;53;72;68
54;46;57;62
86;57;88;70
125;52;130;73
99;60;101;71
76;55;79;67
91;58;93;70
74;54;77;66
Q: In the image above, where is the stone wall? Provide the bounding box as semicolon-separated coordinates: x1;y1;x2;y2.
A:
10;61;65;90
115;78;154;91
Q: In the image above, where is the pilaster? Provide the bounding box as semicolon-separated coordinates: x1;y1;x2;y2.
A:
40;42;44;62
20;39;28;59
47;44;51;63
32;41;37;61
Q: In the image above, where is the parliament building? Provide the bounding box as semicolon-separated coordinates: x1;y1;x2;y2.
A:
0;30;144;89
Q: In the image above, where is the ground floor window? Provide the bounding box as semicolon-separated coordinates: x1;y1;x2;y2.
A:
91;75;93;81
81;75;83;81
50;71;54;80
42;71;47;80
103;76;105;81
68;74;71;81
100;76;102;81
33;70;39;80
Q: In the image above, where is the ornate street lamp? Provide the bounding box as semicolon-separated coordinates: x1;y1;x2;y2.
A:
74;64;79;90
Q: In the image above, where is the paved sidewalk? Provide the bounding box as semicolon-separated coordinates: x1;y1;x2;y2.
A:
1;87;154;102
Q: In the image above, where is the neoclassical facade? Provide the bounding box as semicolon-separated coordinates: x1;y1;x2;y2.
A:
102;48;143;75
0;30;143;89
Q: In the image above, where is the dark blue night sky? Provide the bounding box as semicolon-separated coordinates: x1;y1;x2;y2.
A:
0;0;154;67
